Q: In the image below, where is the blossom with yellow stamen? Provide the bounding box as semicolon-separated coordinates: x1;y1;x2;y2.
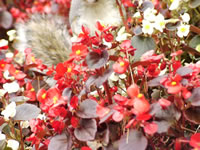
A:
177;23;190;38
142;20;154;35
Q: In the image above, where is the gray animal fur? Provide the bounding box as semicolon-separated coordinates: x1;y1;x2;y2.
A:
15;14;72;67
69;0;122;35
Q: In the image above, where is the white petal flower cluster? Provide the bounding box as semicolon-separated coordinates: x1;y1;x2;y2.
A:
169;0;180;10
1;102;16;121
0;39;8;48
177;13;190;38
20;121;30;128
3;81;20;93
142;20;154;35
116;27;131;42
7;139;19;150
154;13;166;32
181;13;190;23
142;8;166;35
0;131;6;141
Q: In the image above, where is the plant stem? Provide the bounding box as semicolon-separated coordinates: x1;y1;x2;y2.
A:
103;81;112;104
181;125;196;133
115;0;130;33
18;122;25;150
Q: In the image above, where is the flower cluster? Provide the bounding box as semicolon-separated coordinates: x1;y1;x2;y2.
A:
0;0;200;150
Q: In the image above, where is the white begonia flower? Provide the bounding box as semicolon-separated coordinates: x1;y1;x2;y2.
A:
37;113;47;120
3;81;20;93
133;12;141;18
0;39;8;47
169;0;180;10
143;8;157;22
116;26;131;42
154;13;166;32
7;139;19;150
7;30;17;41
1;102;16;121
0;131;6;141
6;52;14;58
142;20;154;35
177;24;190;38
20;121;30;128
102;39;112;48
181;13;190;23
3;70;15;80
89;90;98;97
119;74;127;79
109;72;119;81
0;89;6;98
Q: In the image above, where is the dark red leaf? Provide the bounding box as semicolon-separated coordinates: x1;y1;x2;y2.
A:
48;132;72;150
119;129;147;150
76;99;98;119
86;50;109;69
74;119;97;141
184;107;200;124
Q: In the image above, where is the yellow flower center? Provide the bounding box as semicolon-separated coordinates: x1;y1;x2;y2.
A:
67;67;72;73
15;70;19;74
105;109;110;114
120;62;125;67
160;21;165;26
31;56;35;62
137;93;143;98
1;64;5;67
145;24;150;30
53;96;58;104
30;88;35;92
171;81;177;86
76;50;81;55
180;27;186;33
42;93;46;99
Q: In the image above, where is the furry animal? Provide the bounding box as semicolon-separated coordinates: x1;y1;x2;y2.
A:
15;14;71;67
70;0;122;35
15;0;122;66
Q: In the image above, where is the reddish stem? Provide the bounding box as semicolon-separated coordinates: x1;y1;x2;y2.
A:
103;81;113;104
115;0;130;33
18;122;25;150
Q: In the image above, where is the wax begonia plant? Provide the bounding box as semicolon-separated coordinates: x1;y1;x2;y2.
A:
0;0;200;150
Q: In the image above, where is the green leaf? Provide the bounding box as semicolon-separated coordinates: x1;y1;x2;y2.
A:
131;35;156;61
165;21;180;31
189;0;200;8
13;104;41;121
189;35;200;50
